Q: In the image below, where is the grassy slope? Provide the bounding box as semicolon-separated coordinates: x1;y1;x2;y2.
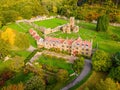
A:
77;71;107;90
37;55;73;74
34;18;68;28
48;21;120;53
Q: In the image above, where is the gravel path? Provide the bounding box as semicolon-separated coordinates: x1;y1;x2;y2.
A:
43;50;78;63
30;52;42;63
27;45;36;52
61;59;92;90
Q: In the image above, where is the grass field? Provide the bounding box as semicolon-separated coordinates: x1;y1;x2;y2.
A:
34;18;68;28
76;71;107;90
12;50;31;58
48;21;120;54
37;55;74;74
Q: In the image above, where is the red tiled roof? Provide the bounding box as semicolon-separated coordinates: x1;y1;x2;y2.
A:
74;38;92;47
65;39;74;45
29;29;33;34
34;36;40;40
45;37;65;43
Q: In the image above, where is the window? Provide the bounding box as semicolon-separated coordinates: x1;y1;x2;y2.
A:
86;44;88;46
82;52;84;55
86;53;88;55
86;49;89;51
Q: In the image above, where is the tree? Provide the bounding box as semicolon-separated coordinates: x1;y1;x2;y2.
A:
92;50;112;72
57;69;69;82
113;52;120;66
96;78;119;90
109;66;120;82
73;56;85;74
20;5;33;19
2;82;24;90
0;39;10;60
14;32;30;50
9;56;24;72
96;14;109;32
1;28;16;46
1;10;19;25
109;52;120;82
25;76;45;90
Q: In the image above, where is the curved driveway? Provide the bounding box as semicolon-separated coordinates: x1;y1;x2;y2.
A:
61;59;92;90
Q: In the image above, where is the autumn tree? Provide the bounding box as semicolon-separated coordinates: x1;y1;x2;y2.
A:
73;56;85;74
2;82;24;90
96;78;119;90
92;50;112;72
1;28;16;46
9;56;24;72
14;32;30;50
57;69;69;82
0;39;10;60
25;76;45;90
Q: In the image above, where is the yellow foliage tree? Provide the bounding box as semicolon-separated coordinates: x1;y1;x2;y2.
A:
2;82;24;90
1;28;16;46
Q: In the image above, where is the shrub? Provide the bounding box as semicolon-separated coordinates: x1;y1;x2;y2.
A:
46;75;57;85
110;33;120;41
73;57;85;74
56;69;69;82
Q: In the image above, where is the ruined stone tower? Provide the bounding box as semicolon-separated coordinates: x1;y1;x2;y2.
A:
70;17;75;28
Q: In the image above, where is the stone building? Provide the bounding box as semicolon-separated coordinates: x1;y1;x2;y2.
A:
62;17;79;33
29;28;92;57
42;37;92;57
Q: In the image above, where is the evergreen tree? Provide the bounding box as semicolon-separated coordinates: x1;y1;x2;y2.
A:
96;14;109;32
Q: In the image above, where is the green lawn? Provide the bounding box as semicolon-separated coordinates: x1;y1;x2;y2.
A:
37;55;74;74
34;18;68;28
48;22;120;54
0;60;12;74
12;50;31;58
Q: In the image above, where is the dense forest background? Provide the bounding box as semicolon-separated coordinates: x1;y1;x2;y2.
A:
0;0;120;27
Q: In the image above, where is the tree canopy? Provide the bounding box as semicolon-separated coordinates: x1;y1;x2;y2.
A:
25;76;45;90
92;50;112;72
96;78;119;90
